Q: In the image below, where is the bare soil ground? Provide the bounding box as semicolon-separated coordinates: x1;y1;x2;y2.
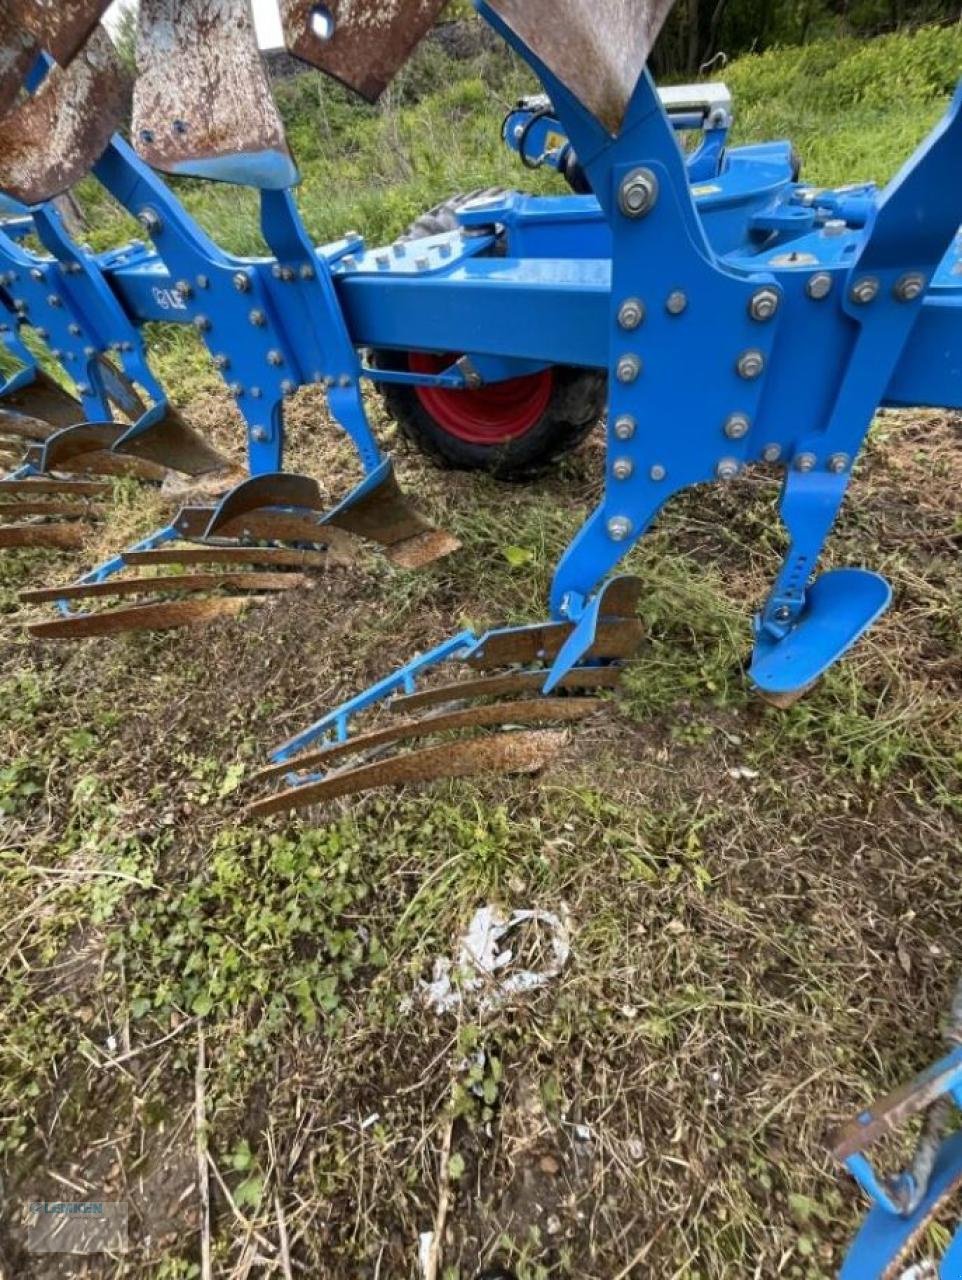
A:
0;383;959;1279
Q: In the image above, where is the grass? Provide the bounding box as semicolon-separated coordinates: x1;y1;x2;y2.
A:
1;17;961;1280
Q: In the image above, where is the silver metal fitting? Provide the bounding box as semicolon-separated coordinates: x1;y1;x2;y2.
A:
850;276;880;305
68;324;81;336
894;273;925;302
281;379;296;395
193;315;210;332
195;274;209;289
749;288;780;322
250;387;263;399
248;309;266;327
29;268;43;282
666;290;688;316
137;208;162;235
229;382;243;396
806;271;833;300
233;272;251;292
616;354;642;384
619;168;659;218
716;458;740;480
649;464;667;482
724;412;750;440
607;516;633;542
612;458;634;480
300;263;316;280
614;415;636;441
822;218;847;238
795;451;817;472
775;605;792;622
762;443;782;463
174;279;193;299
736;349;765;380
46;294;62;308
617;298;645;331
827;452;850;474
266;349;284;366
251;427;268;443
213;354;229;370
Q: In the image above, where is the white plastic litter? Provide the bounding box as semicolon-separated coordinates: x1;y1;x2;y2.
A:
421;905;571;1015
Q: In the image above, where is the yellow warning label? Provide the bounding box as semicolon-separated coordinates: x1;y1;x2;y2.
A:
691;184;723;198
545;131;566;152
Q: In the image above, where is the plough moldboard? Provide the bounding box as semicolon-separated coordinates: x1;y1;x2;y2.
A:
2;0;962;1273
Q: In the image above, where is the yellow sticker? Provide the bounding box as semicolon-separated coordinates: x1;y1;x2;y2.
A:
545;131;566;152
691;184;722;198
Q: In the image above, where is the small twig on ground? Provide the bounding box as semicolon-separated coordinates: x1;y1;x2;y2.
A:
195;1024;212;1280
424;1112;455;1280
207;1154;277;1256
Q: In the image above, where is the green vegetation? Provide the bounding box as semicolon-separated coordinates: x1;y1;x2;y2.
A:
1;22;960;1280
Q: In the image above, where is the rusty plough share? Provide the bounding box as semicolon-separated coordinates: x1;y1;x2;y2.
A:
3;2;962;1270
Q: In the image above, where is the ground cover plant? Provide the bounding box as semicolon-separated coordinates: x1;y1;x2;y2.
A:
0;17;960;1279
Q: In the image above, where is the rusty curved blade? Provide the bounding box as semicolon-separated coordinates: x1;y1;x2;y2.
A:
0;26;130;205
124;545;338;569
596;574;643;619
21;571;308;605
12;0;113;69
0;477;110;497
0;18;36;117
487;0;677;133
27;595;259;639
246;729;567;820
0;407;60;444
176;503;342;547
391;666;625;714
468;619;643;669
114;405;231;477
41;422;130;470
2;370;83;430
204;472;324;537
134;0;297;189
281;0;448;102
0;523;87;550
255;697;605;785
831;1059;962;1162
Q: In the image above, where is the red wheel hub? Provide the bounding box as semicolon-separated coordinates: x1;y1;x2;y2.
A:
408;352;554;445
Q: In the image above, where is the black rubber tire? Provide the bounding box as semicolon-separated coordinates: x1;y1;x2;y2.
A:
374;193;606;480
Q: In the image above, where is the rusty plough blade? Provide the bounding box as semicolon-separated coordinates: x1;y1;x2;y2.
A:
244;576;643;820
10;0;114;71
0;476;109;550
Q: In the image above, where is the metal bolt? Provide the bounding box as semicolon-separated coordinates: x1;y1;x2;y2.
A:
617;298;645;331
619;167;659;218
83;345;96;357
338;374;352;388
249;309;266;326
213;354;229;370
251;427;268;443
795;451;817;472
827;452;850;474
894;273;925;302
614;415;636;441
76;383;91;396
138;208;162;235
34;327;48;340
229;382;243;396
806;271;833;300
65;261;82;274
762;443;782;463
175;279;193;298
281;379;296;396
198;274;211;289
233;272;251;292
50;348;62;359
724;412;750;440
193;314;211;332
29;268;43;282
299;263;316;280
68;324;81;336
775;605;792;622
250;387;262;399
749;288;780;322
666;290;688;316
607;516;633;542
822;218;847;237
266;349;284;366
616;353;642;384
613;457;634;480
46;293;62;308
650;464;667;482
736;349;765;380
850;276;880;305
716;458;740;480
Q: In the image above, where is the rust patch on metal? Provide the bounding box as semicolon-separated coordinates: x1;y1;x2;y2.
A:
0;409;58;444
596;574;643;619
124;546;338;569
246;729;568;820
754;685;814;711
0;523;87;550
204;471;324;537
254;698;604;785
468;619;643;669
12;0;113;68
391;666;624;714
0;18;36;117
21;571;308;605
1;478;110;497
281;0;447;103
133;0;296;187
1;500;101;519
27;595;257;640
0;25;131;205
488;0;677;133
831;1058;962;1161
114;405;231;477
325;463;436;548
386;527;461;569
880;1172;962;1280
2;370;83;430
